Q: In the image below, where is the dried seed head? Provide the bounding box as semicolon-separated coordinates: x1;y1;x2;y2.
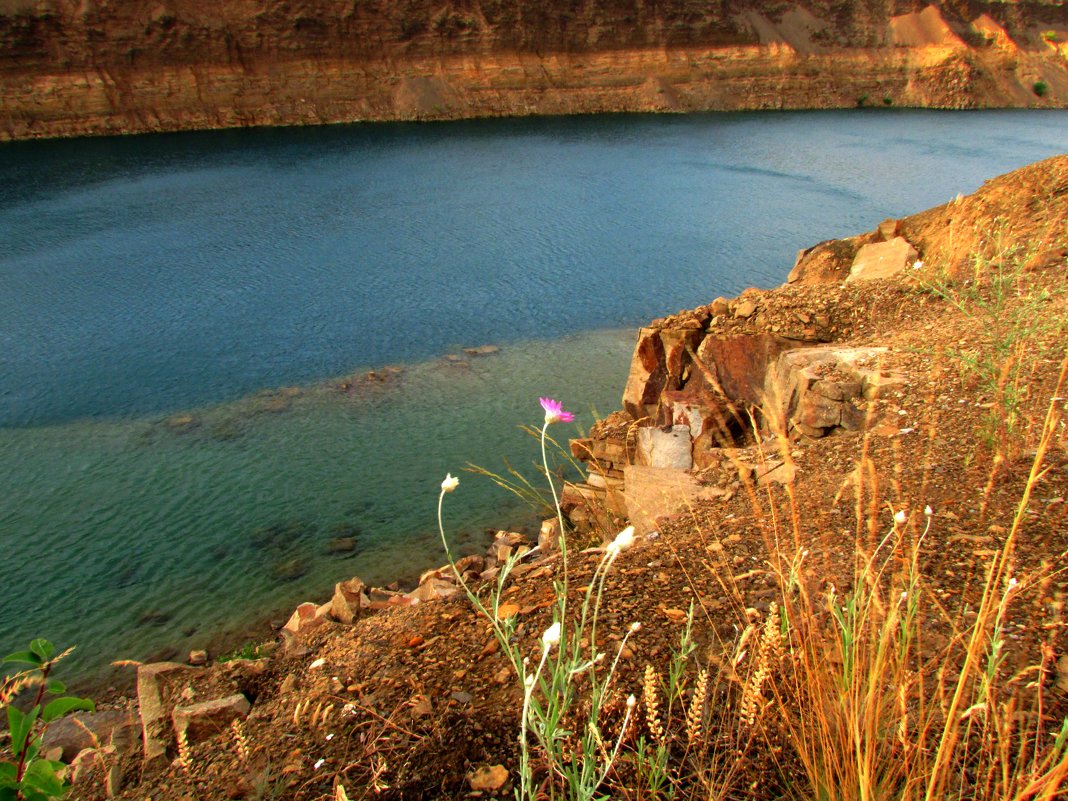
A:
643;664;664;742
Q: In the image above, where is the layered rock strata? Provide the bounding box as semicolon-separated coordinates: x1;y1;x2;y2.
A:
2;1;1067;140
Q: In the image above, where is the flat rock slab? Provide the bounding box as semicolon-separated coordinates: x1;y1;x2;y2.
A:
848;237;919;282
636;425;693;469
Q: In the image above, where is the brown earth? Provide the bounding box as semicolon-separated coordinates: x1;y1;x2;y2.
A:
39;156;1068;800
1;1;1067;141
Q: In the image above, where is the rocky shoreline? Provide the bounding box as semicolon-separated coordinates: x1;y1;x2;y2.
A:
34;153;1068;799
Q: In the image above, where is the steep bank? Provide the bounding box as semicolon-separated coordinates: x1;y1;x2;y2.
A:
2;1;1068;140
53;156;1068;800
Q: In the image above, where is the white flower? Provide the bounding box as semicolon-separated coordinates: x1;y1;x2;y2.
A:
314;758;325;770
441;473;459;493
626;694;637;709
894;510;907;525
913;260;924;270
629;621;642;634
924;505;933;517
541;622;561;650
606;526;636;558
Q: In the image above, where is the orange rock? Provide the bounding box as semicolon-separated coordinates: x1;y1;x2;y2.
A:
495;602;520;619
468;764;509;791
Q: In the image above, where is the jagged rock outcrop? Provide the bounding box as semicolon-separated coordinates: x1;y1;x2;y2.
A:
567;154;1068;538
1;1;1066;140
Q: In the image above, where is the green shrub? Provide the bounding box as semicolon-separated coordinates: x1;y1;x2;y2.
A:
1034;80;1049;98
217;642;269;663
1;640;94;801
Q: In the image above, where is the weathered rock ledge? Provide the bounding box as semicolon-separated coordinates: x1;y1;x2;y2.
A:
562;152;1068;538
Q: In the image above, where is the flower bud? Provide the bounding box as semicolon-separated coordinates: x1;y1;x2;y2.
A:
541;622;561;650
606;525;636;558
441;473;459;493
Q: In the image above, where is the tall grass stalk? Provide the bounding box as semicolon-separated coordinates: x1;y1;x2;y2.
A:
765;355;1068;801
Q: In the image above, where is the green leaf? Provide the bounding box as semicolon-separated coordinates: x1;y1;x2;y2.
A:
28;640;55;662
2;650;41;667
42;696;94;723
0;763;17;788
7;704;37;755
0;787;17;801
45;680;66;696
22;759;67;797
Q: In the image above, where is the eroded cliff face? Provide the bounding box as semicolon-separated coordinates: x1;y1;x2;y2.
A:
1;1;1066;140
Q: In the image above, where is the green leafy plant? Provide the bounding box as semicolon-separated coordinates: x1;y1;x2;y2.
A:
1034;80;1049;98
1;640;94;801
217;642;270;663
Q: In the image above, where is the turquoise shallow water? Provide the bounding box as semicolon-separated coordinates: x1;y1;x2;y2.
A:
0;330;633;684
1;110;1067;684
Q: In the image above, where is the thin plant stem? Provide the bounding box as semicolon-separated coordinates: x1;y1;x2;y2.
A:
540;421;570;592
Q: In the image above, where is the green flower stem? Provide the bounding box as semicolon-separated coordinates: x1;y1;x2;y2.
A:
540;421;568;594
519;647;552;801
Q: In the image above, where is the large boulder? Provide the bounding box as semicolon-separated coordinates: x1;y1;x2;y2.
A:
788;235;865;284
136;662;198;767
635;425;693;469
848;237;919;282
407;576;461;603
171;694;250;745
622;327;666;419
695;333;796;408
330;577;370;624
282;601;332;636
42;710;140;762
766;346;899;437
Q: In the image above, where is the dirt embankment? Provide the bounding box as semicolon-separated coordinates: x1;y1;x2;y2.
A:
1;1;1067;141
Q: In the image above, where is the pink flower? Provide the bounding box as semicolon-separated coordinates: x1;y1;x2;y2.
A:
540;397;574;424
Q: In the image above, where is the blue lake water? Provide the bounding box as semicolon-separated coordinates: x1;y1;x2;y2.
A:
1;110;1066;684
